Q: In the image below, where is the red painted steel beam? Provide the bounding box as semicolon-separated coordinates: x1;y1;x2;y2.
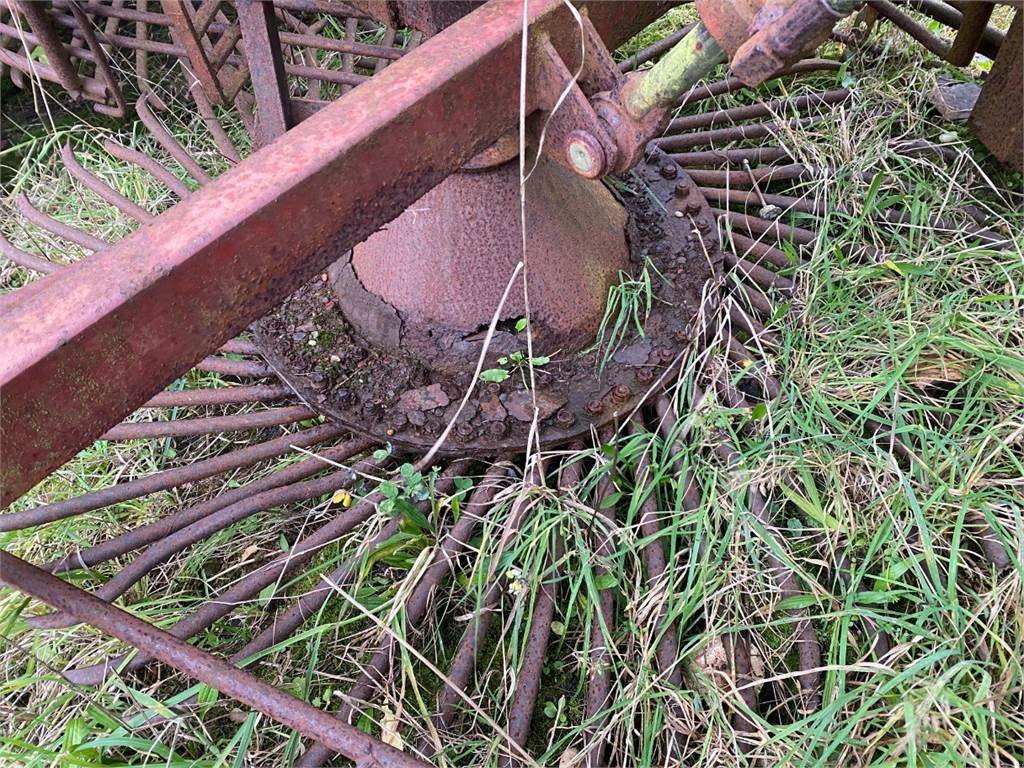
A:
0;0;669;505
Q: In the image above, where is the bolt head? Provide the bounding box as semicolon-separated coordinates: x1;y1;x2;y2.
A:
555;408;575;427
565;130;607;179
585;399;604;415
659;163;678;179
612;384;631;401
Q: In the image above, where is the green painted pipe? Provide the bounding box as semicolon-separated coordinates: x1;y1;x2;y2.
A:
624;22;727;119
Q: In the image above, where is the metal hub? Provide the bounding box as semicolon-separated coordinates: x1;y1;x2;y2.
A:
341;156;630;373
254;148;722;453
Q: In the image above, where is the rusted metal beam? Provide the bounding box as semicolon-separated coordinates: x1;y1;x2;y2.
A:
0;0;668;506
236;0;293;146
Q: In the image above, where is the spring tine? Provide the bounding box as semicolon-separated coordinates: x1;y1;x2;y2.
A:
672;146;792;167
136;93;213;184
583;428;618;768
63;452;418;685
60;143;154;223
628;421;684;687
668;89;851;133
332;465;507;724
194;355;273;377
14;193;110;252
99;405;315;441
296;461;477;768
102;139;192;198
724;250;796;295
708;410;822;714
0;233;60;274
43;434;373;574
1;422;348;534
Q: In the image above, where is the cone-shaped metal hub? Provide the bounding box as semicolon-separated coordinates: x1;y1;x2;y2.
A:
339;157;631;373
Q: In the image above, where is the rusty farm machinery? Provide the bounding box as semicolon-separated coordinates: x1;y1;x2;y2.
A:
0;1;1021;766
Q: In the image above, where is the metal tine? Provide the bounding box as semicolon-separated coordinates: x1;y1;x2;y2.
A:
724;248;796;295
42;432;371;573
62;451;435;685
654;395;760;733
141;459;481;734
330;464;509;720
0;232;60;274
667;88;851;134
188;80;244;163
60;143;153;223
99;404;315;441
136;93;213;184
193;355;273;377
102;139;193;198
582;426;619;768
726;336;782;401
14;193;110;252
0;551;432;768
423;460;547;758
30;450;386;630
498;454;578;768
296;460;480;767
655;116;822;154
673;146;792;167
1;424;350;535
728;303;780;349
626;421;684;687
618;23;695;73
687;163;812;189
676;58;842;109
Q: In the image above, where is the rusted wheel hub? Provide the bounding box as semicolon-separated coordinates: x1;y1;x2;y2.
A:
338;156;631;373
255;149;722;453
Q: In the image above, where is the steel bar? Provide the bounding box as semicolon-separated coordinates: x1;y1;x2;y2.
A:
908;0;1003;59
617;23;694;72
629;423;683;687
14;0;83;96
328;465;506;728
61;144;154;223
0;551;431;768
713;208;817;247
46;11;182;56
726;336;782;400
44;436;373;574
429;462;546;747
194;355;274;378
50;0;169;27
671;146;792;167
724;251;796;295
654;117;821;153
677;59;841;108
728;232;794;271
947;1;994;65
14;193;110;252
1;423;349;533
189;82;244;163
67;0;125;117
687;164;812;188
500;459;577;768
295;462;474;767
99;405;315;441
161;0;226;104
102;139;193;198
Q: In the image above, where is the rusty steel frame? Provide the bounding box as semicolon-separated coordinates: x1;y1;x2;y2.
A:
0;0;667;506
